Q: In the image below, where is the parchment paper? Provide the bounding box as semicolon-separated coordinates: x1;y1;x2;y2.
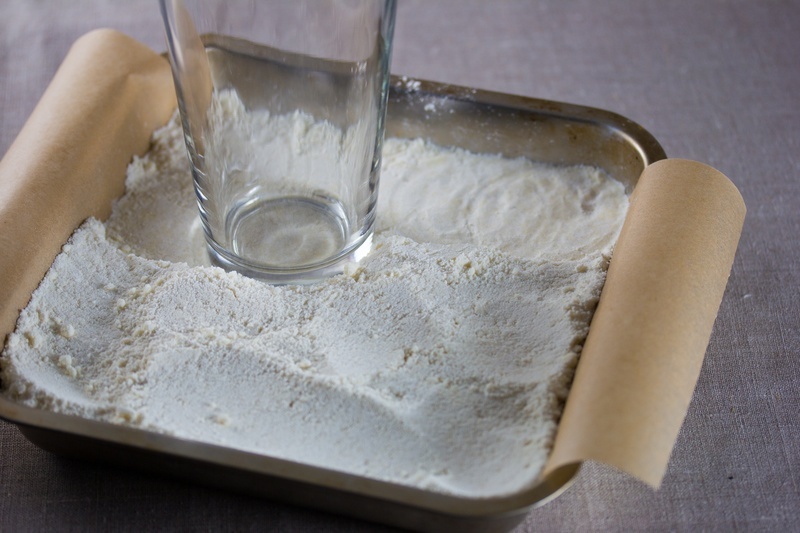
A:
543;159;746;487
0;29;176;345
0;31;745;490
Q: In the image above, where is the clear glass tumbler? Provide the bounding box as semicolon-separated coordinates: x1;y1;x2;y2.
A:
160;0;396;283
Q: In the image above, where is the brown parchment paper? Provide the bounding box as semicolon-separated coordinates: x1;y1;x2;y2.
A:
0;31;746;492
0;29;176;345
543;158;746;487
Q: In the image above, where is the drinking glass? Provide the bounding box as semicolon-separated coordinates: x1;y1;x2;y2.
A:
160;0;396;282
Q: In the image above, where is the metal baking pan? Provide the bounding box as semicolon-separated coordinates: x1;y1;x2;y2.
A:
0;75;665;532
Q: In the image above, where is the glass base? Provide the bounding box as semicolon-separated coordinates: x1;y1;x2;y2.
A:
206;195;373;284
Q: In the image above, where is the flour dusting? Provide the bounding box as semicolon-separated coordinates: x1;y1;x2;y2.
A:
0;100;628;498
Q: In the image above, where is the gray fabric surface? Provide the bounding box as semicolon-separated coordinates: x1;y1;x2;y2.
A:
1;1;798;531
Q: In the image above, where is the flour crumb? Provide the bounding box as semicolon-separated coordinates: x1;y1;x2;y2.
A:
399;75;422;91
56;355;78;378
57;324;76;339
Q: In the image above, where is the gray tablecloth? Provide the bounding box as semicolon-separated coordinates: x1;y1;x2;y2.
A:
1;1;798;531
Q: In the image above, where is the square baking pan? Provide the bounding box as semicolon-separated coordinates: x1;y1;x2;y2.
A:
0;71;665;532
